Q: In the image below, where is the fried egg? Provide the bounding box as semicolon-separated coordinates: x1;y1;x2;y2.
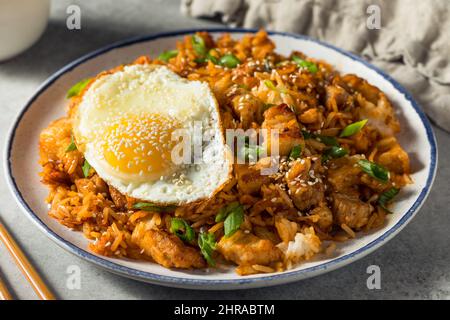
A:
72;64;232;204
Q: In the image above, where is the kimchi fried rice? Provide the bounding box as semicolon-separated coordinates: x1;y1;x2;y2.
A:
39;30;412;275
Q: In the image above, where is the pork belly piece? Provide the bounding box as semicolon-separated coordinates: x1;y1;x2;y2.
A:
132;224;205;269
217;230;282;266
262;104;304;156
332;193;373;229
235;158;273;195
108;186;128;210
286;158;325;211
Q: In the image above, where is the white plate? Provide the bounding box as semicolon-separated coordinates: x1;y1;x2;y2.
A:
4;29;438;290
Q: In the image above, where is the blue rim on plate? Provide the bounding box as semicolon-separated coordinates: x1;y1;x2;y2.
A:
4;28;438;288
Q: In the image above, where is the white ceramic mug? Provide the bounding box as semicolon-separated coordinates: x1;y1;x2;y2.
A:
0;0;50;61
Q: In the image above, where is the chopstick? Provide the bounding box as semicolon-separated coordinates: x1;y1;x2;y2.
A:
0;221;55;300
0;272;13;300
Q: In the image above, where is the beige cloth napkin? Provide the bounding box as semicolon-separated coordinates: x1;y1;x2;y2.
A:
181;0;450;131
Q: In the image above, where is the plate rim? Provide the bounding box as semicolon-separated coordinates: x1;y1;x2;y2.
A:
3;27;438;288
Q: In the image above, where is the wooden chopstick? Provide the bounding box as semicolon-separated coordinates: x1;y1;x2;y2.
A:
0;222;55;300
0;272;13;300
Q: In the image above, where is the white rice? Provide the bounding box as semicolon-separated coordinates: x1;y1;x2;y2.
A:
277;227;321;269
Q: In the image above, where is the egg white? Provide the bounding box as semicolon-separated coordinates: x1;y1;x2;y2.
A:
72;64;232;205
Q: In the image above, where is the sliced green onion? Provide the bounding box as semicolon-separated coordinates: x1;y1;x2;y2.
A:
322;146;348;162
198;232;217;266
358;159;390;183
275;61;288;67
302;130;338;147
378;187;400;213
289;145;302;160
326;146;348;158
82;159;91;178
224;204;244;237
301;130;313;139
132;202;176;212
206;50;219;64
215;209;228;223
215;202;240;223
195;50;220;65
192;34;207;57
316;135;339;147
303;130;339;147
240;137;264;162
65;135;77;152
219;54;240;68
321;154;330;163
67;78;91;98
158;49;178;62
194;57;207;64
292;56;318;73
264;80;277;90
340;119;368;137
170;218;195;242
264;79;287;93
241;145;263;161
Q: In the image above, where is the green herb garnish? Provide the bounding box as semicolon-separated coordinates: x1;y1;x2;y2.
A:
316;135;339;147
215;202;240;223
206;50;219;64
303;129;340;149
215;209;228;223
241;145;263;161
239;137;264;162
326;146;348;158
132;202;176;212
263;79;287;93
170;218;195;242
66;78;91;98
292;56;318;73
82;159;91;178
340;119;368;137
264;80;277;90
194;49;220;65
289;145;303;160
358;159;390;183
192;34;207;57
224;204;244;237
194;57;207;64
65;135;77;152
322;146;348;162
198;232;217;266
301;130;313;139
302;130;338;146
378;188;400;213
219;53;241;68
158;49;178;62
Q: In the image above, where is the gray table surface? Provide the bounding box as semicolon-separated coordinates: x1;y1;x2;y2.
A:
0;0;449;300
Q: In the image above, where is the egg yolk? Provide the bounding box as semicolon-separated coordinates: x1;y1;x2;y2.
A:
102;114;180;181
